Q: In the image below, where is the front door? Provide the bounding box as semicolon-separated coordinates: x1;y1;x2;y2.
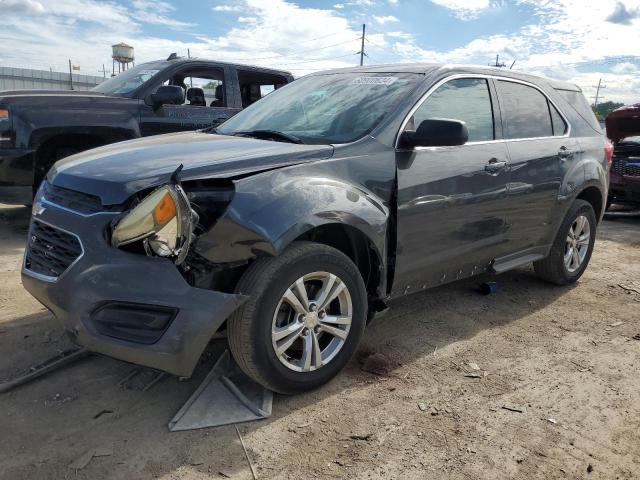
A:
393;77;511;296
139;66;240;136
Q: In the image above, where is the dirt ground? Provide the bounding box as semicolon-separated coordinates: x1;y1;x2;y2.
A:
0;203;638;480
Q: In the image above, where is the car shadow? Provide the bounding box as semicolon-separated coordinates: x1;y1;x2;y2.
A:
0;260;574;479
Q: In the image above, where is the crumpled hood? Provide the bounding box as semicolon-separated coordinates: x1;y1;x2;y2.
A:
606;103;640;143
49;131;334;205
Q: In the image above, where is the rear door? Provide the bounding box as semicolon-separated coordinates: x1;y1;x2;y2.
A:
494;79;579;255
393;77;512;295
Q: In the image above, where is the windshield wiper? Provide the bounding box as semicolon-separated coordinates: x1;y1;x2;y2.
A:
232;129;305;144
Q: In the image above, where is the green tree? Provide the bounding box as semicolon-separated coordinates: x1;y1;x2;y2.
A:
203;80;221;90
592;101;624;121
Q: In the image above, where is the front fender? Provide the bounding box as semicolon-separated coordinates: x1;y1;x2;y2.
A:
193;166;390;266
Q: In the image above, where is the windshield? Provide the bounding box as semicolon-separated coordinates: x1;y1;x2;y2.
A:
217;72;422;144
91;62;166;96
620;135;640;144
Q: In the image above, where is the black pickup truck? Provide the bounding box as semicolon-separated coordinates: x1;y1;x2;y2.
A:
0;55;293;204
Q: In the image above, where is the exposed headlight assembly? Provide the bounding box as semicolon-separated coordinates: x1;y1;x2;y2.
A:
111;184;195;265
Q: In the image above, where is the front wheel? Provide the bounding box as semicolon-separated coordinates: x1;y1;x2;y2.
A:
227;242;367;394
534;199;597;285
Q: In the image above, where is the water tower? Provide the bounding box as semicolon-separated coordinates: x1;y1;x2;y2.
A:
112;43;134;75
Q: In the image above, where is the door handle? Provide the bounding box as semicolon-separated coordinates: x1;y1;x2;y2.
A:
485;158;507;174
558;146;574;160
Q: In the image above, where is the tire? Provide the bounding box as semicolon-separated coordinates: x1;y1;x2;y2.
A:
534;199;597;285
227;241;367;394
32;146;81;198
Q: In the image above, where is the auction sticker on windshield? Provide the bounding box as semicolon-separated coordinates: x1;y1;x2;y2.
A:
351;76;398;86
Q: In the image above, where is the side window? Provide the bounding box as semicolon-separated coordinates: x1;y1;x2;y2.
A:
497;81;553;139
164;67;226;107
412;78;494;142
237;70;288;108
184;77;224;107
549;103;567;136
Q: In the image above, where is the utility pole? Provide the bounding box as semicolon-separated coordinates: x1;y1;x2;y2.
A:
68;59;74;90
592;78;606;107
359;24;366;66
99;64;108;78
489;54;506;68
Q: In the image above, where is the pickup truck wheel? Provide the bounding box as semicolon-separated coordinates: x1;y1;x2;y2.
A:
534;199;596;285
33;146;81;197
227;242;367;394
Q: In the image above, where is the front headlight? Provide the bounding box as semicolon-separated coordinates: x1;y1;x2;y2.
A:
111;184;194;264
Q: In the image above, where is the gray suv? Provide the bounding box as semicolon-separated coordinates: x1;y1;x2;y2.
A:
22;64;609;394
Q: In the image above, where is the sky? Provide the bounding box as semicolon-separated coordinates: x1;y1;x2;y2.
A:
2;0;640;104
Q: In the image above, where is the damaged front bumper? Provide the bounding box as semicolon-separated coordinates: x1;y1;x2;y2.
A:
21;199;247;378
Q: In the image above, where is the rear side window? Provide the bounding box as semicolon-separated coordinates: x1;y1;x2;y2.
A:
497;80;553;139
555;89;602;133
412;78;494;142
550;103;567;136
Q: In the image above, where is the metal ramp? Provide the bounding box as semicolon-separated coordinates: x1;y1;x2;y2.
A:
169;349;272;431
0;347;272;431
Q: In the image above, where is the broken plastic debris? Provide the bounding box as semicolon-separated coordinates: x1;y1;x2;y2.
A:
502;405;525;413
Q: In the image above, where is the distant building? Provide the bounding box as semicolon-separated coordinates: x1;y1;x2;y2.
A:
0;67;105;92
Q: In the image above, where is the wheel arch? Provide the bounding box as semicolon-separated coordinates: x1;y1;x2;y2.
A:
292;222;385;300
192;171;391;301
576;184;604;223
32;128;138;183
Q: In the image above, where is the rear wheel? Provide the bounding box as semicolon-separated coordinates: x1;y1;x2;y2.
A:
534;199;596;285
227;242;367;394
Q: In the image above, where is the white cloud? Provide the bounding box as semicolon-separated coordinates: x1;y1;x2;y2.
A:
3;0;640;104
611;62;639;74
1;0;44;13
373;15;399;24
213;4;245;12
429;0;491;20
131;0;194;29
606;1;639;24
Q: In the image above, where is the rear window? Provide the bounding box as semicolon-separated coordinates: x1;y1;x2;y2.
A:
497;80;553;139
555;89;602;133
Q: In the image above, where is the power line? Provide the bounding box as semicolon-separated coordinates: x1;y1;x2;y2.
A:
275;52;358;66
296;30;360;45
235;37;360;62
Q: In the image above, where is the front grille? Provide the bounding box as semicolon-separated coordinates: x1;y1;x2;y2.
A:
25;220;82;279
612;158;640;177
42;182;106;215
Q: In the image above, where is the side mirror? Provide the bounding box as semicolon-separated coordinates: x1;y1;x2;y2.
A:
400;118;469;148
150;85;184;108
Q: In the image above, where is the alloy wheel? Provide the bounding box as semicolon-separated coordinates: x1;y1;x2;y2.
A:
564;214;590;273
271;271;353;372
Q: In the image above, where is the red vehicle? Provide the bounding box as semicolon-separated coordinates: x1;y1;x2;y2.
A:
606;104;640;208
